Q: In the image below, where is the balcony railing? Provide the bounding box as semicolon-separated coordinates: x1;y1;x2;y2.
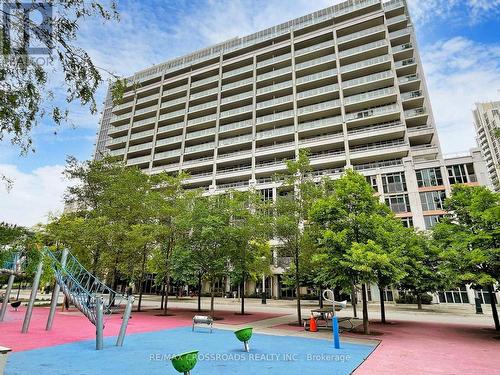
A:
109;148;125;157
221;91;253;105
184;142;215;154
111;113;131;123
387;14;407;25
256;159;288;169
108;124;130;134
337;24;385;44
353;158;403;171
134;105;157;116
310;149;345;159
407;124;433;133
189;100;217;113
295;54;336;71
130;129;154;140
299;132;343;144
350;139;407;153
307;167;344;177
219;104;253;119
154;149;182;160
183;156;214;166
217;181;249;189
296;69;337;85
339;39;387;58
345;103;399;121
298;115;343;131
151;163;179;173
256;125;295;139
257;94;293;110
222;77;253;91
298;99;340;116
159;109;185;121
219;133;253;146
297;84;339;100
156;135;183;146
342;70;393;88
398;73;420;84
256;80;293;95
126;155;151;165
389;28;410;39
219;119;253;133
163;84;188;96
340;54;390;73
106;135;128;146
256;109;294;125
218;149;251;160
128;142;153;153
295;40;335;56
348;121;403;135
136;93;159;105
392;42;413;53
191;75;219;88
217;165;252;174
132;117;156;128
161;97;186;109
257;53;292;68
343;87;396;105
256;141;295;152
185;127;216;139
384;0;404;11
157;121;184;133
401;90;422;101
112;101;134;112
187;113;217;126
190;87;218;100
256;66;292;81
404;107;427;118
395;58;416;68
223;64;254;79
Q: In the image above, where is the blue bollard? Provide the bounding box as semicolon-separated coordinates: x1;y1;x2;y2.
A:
332;316;340;349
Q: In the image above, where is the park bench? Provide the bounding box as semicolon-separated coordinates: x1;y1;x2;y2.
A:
192;315;213;333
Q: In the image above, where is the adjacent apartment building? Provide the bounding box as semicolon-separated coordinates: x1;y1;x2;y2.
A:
94;0;494;302
473;101;500;190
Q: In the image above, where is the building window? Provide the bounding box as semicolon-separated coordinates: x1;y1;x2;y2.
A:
385;194;410;213
420;190;446;211
366;175;378;192
401;217;413;228
438;285;469;304
424;214;443;229
447;164;468;185
260;188;273;201
416;168;443;187
381;172;407;193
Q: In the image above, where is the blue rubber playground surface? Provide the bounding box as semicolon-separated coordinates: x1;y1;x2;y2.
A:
6;327;376;375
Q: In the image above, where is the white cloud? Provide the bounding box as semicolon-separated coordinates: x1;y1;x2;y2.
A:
0;164;68;227
421;37;500;154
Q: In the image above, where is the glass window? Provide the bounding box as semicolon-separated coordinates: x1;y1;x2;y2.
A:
420;190;446;211
416;168;443;187
382;172;407;193
424;214;443;229
366;175;378;192
447;164;468;185
401;217;413;228
260;188;273;201
385;194;410;213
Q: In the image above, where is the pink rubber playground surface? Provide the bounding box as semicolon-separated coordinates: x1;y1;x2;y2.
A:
0;306;286;352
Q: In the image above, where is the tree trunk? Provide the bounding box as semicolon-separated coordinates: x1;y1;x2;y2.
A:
160;282;165;310
417;293;422;310
488;284;500;331
319;288;323;308
137;249;147;312
295;250;302;326
361;283;370;334
197;273;202;312
351;280;357;318
163;276;170;316
240;278;245;315
379;285;386;324
210;280;215;317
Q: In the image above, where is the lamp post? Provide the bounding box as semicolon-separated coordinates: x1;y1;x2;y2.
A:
261;256;267;304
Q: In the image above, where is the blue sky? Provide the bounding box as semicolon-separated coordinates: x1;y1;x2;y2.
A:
1;0;500;226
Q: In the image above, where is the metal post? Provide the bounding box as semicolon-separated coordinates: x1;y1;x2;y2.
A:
116;296;134;346
261;274;266;304
96;295;104;350
46;249;68;330
21;261;43;333
0;274;15;321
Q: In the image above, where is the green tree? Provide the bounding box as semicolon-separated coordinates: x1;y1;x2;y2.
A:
274;149;321;325
433;185;500;330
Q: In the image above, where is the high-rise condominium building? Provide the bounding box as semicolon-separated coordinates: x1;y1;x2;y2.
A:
473;101;500;190
95;0;490;231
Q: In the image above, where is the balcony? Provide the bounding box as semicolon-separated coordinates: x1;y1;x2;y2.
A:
255;141;295;155
217;165;252;176
157;121;184;134
348;121;404;138
217;149;252;161
128;142;153;153
337;25;386;44
163;84;188;97
109;148;125;157
298;99;341;117
407;125;434;142
126;155;151;166
217;180;249;190
156;135;183;147
307;167;344;178
161;97;186;109
309;149;345;161
343;87;396;106
353;158;403;171
345;103;399;123
340;55;391;74
219;133;253;147
255;159;288;170
106;135;127;147
395;58;416;73
223;64;254;79
299;132;344;146
389;28;410;40
295;54;336;71
295;40;335;57
401;90;423;102
110;113;131;124
190;87;218;100
338;39;387;59
404;107;427;119
411;144;439;157
342;70;393;90
130;128;154;141
219;104;253;119
256;94;293;110
112;101;133;113
222;77;253;92
108;124;130;135
384;0;404;11
151;163;179;173
132;117;156;128
296;69;337;85
256;109;294;125
297;84;339;101
398;73;419;84
185;127;216;140
188;100;217;113
256;66;292;82
183;156;214;167
184;141;215;154
159;109;185;122
298;116;343;132
386;14;407;26
134;105;157;117
154;149;182;160
187;113;217;127
221;91;253;105
136;93;159;105
191;75;219;88
219;119;253;134
257;53;292;69
256;80;293;95
256;125;295;140
392;42;413;54
350;139;408;156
